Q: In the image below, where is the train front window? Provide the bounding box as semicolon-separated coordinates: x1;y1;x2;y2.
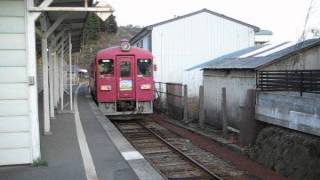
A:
138;59;152;76
120;61;131;77
99;59;114;77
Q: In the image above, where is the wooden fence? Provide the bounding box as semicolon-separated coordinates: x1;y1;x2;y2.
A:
256;70;320;95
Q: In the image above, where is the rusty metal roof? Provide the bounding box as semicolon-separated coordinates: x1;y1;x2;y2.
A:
188;38;320;71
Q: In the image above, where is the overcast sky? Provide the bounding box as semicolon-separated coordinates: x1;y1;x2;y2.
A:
103;0;320;42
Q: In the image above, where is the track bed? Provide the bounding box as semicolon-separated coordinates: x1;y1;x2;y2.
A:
113;119;256;180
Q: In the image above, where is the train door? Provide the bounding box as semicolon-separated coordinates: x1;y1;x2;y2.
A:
116;56;135;99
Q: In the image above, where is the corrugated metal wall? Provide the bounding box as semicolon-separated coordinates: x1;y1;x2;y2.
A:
151;12;255;96
134;34;152;51
0;0;33;165
142;34;151;50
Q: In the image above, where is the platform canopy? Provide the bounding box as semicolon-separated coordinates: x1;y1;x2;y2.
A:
0;0;114;166
27;0;114;135
32;0;113;52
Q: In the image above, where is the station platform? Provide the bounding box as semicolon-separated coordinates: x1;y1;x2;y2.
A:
0;84;163;180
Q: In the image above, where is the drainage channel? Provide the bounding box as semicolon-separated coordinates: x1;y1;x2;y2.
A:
113;120;222;180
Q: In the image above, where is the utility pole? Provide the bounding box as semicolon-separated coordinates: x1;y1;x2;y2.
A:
300;0;315;41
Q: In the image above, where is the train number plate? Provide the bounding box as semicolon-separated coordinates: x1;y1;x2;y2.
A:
120;80;132;91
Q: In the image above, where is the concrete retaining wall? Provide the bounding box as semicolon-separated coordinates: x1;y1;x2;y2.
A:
255;91;320;136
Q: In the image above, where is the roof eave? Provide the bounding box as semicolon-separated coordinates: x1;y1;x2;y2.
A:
202;9;260;32
130;8;260;43
202;67;255;71
129;26;152;44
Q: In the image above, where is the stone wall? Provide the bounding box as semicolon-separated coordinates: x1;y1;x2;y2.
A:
250;126;320;179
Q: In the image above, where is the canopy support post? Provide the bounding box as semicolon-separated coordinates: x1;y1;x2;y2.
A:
69;31;73;111
40;16;51;134
60;38;65;111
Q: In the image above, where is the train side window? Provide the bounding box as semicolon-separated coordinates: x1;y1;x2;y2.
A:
99;59;114;77
120;61;131;77
138;59;152;76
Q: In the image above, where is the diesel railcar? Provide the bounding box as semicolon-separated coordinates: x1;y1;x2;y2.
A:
90;40;154;116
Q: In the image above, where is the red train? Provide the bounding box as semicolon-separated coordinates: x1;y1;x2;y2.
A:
90;40;154;116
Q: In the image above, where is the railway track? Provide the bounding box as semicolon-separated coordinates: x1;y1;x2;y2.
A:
114;121;221;179
114;120;227;180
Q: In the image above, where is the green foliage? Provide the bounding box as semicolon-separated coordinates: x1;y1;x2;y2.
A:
79;25;142;69
105;15;118;34
83;13;103;40
80;12;141;69
83;13;119;41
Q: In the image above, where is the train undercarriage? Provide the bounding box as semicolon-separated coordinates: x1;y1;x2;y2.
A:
98;100;153;117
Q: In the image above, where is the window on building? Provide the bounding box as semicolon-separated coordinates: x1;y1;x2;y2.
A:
120;61;131;77
99;59;114;77
137;59;152;76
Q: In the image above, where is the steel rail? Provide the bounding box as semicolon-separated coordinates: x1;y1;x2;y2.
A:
136;121;222;180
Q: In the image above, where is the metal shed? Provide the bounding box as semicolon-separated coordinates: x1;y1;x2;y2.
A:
196;39;320;130
0;0;113;166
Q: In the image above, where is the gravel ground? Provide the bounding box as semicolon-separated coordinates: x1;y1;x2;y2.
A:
151;114;286;180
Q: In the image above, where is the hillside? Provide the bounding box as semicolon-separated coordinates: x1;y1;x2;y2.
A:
79;25;142;68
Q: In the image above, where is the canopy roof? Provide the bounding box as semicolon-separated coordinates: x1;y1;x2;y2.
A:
35;0;113;52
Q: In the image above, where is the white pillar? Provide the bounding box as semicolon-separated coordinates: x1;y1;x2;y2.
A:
52;51;56;107
49;47;55;118
76;53;79;85
69;31;73;111
60;43;65;111
54;51;59;107
26;0;41;160
40;17;51;134
41;14;66;117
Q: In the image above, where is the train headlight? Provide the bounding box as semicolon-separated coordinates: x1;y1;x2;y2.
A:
120;39;131;51
101;85;112;91
140;84;152;90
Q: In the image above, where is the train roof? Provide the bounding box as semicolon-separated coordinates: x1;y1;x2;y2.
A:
96;46;153;59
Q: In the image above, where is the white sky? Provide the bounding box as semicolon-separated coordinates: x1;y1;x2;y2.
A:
103;0;320;42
